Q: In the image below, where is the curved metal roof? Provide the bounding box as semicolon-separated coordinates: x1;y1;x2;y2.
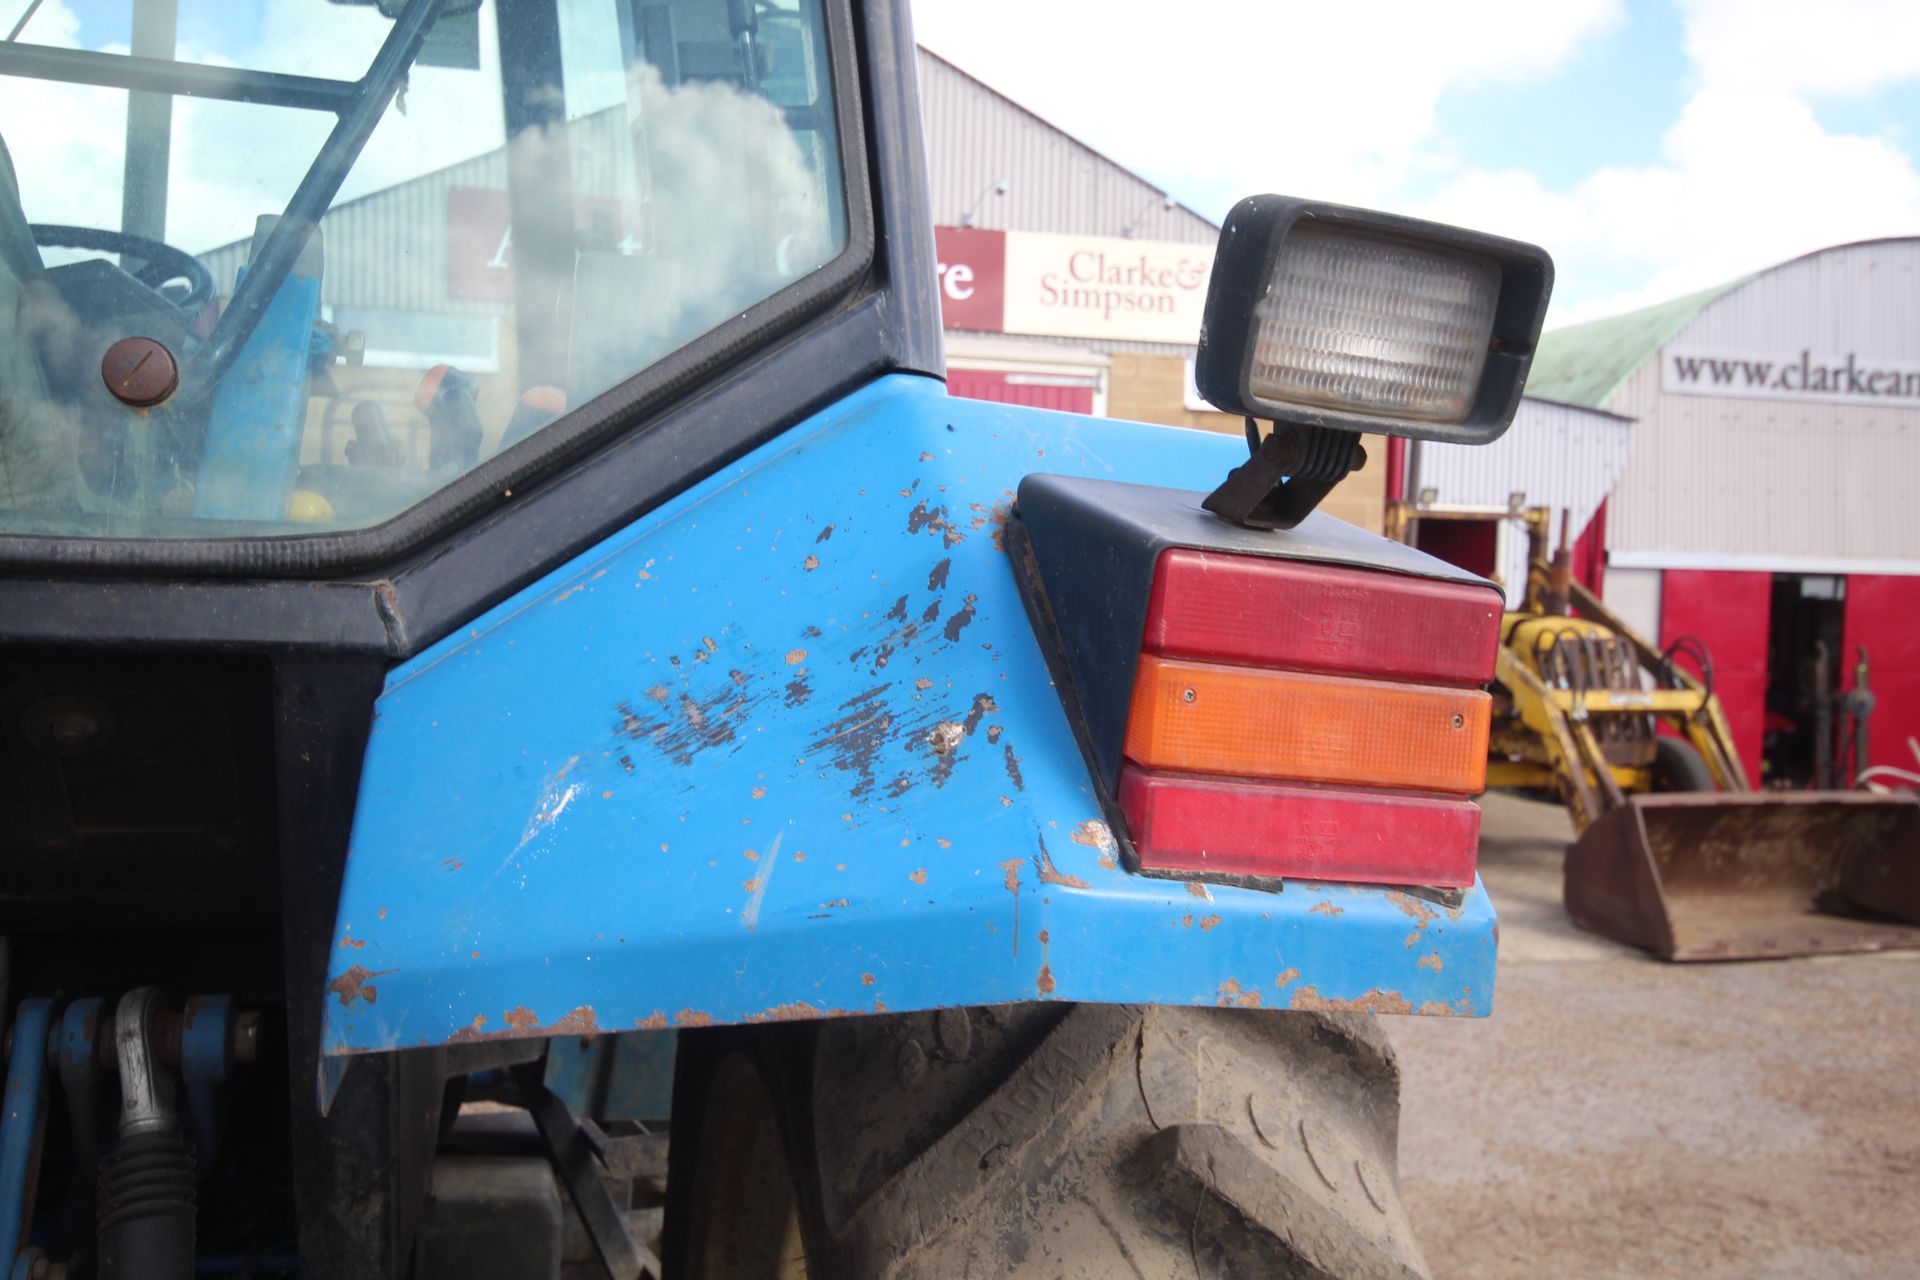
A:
1526;235;1920;410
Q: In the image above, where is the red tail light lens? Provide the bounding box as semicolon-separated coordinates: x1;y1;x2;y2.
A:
1143;548;1500;684
1118;767;1481;887
1115;548;1499;888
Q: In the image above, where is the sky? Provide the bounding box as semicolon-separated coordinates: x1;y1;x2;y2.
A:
3;0;1912;330
910;0;1920;326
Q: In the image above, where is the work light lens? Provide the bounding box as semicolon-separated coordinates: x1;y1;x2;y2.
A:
1249;224;1500;423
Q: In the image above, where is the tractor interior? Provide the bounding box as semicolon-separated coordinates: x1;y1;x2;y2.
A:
0;0;843;538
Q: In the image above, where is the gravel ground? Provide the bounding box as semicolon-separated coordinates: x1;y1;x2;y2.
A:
1389;792;1920;1280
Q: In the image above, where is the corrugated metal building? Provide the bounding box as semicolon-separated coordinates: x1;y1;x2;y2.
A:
1527;237;1920;785
1407;398;1635;608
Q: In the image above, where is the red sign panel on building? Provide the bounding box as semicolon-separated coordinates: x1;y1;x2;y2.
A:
933;226;1006;332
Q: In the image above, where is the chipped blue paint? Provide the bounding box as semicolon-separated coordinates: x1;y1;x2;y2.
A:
322;373;1497;1059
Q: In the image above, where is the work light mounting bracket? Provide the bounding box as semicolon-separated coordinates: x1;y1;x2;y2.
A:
1202;418;1367;531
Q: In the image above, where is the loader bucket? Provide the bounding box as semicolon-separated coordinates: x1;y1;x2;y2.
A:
1563;792;1920;960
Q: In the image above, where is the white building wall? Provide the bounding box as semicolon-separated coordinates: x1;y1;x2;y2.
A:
1410;397;1635;605
1607;239;1920;572
1602;566;1663;645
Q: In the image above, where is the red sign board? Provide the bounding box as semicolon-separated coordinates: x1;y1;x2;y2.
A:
933;225;1006;332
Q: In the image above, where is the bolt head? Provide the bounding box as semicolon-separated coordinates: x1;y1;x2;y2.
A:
100;336;179;408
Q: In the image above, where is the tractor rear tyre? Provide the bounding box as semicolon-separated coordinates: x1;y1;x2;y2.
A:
664;1002;1430;1279
1651;737;1717;792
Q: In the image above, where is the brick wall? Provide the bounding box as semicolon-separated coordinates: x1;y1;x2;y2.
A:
1106;353;1387;534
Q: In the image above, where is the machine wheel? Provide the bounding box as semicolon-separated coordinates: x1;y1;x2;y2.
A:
664;1002;1431;1279
1651;737;1717;792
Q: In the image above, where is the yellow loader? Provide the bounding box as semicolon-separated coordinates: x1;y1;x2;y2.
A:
1391;504;1920;961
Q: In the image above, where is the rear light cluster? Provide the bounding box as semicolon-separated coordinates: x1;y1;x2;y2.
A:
1117;549;1500;888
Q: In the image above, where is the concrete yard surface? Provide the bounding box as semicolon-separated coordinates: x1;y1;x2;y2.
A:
1390;792;1920;1280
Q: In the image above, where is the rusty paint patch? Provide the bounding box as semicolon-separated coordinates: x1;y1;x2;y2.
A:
745;1001;859;1023
807;684;896;798
785;649;808;665
1217;978;1262;1008
1288;986;1459;1016
1034;833;1090;889
674;1010;714;1027
1275;967;1300;988
962;692;998;733
927;557;952;591
803;554;820;571
339;936;366;950
819;898;850;908
548;1006;600;1035
616;669;764;768
1418;953;1444;972
1388;891;1439;929
987;499;1013;552
943;594;978;642
815;524;834;542
914;678;932;690
326;964;392;1008
910;868;928;885
1070;820;1114;852
985;724;1002;744
636;1012;670;1030
1181;914;1193;928
377;907;387;920
906;500;965;548
1036;963;1056;996
504;1006;540;1031
1199;915;1222;932
1000;858;1024;895
861;973;876;986
1309;900;1344;916
440;858;464;872
1186;881;1212;900
1003;742;1025;791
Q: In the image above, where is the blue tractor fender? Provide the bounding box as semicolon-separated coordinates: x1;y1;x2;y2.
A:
320;373;1496;1086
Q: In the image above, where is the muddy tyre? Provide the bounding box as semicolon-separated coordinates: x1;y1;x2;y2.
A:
665;1002;1430;1279
1651;737;1717;793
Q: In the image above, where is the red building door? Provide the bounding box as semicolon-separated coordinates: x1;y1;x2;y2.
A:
1842;575;1920;777
1660;570;1771;788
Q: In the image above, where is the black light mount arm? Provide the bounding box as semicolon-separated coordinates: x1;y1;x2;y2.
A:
1201;418;1367;531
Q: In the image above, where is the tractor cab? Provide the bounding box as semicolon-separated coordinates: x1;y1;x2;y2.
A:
0;0;848;536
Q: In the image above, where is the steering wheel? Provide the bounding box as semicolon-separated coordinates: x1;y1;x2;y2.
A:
30;223;216;315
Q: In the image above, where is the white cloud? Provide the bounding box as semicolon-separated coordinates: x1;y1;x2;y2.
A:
915;0;1920;327
1415;18;1920;322
912;0;1623;212
1680;0;1920;97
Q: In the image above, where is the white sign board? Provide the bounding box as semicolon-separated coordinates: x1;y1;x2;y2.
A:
1664;347;1920;409
1001;231;1214;345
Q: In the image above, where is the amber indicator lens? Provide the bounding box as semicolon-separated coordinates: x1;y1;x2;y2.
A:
1123;654;1490;794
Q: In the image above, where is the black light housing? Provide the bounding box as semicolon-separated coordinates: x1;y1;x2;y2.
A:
1194;195;1553;447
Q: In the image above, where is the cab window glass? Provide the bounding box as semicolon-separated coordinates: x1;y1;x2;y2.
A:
0;0;845;536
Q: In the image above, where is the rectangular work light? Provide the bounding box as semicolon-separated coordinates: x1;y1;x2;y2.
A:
1193;195;1552;446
